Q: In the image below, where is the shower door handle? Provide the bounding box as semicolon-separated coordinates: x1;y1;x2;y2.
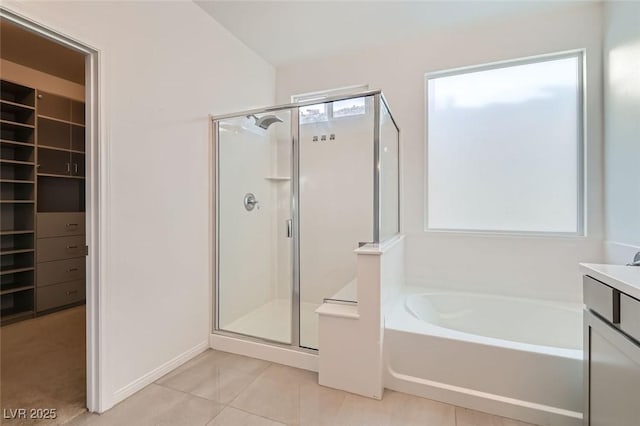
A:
286;219;292;238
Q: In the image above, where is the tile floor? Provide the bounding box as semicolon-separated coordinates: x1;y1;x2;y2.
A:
69;349;537;426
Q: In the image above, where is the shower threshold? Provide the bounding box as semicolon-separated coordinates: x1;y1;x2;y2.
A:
220;299;320;349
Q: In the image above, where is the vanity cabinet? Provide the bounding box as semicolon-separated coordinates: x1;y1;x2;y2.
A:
584;275;640;425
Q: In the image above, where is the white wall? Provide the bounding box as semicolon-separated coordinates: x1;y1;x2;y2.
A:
218;119;275;326
603;1;640;264
3;0;275;411
298;105;374;303
277;3;604;303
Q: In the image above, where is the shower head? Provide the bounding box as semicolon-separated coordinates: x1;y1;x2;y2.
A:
247;114;283;130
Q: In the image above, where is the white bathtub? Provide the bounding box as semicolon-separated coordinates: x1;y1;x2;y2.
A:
384;287;583;426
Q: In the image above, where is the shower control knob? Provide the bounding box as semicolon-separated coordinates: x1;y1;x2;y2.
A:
244;193;259;211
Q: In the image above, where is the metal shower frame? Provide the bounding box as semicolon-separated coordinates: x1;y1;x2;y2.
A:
210;89;400;351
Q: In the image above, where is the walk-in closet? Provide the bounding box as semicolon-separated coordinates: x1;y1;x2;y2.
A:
1;18;89;423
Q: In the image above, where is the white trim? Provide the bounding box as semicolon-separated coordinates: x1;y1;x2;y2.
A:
385;367;581;426
112;341;209;405
0;6;106;413
210;333;318;372
291;83;369;103
423;49;586;238
354;234;405;256
315;303;360;319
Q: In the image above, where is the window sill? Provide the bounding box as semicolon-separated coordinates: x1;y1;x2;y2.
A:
423;228;588;240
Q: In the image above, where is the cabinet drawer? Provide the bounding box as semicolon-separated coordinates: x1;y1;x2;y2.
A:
37;213;85;238
36;280;84;312
584;275;618;323
37;257;85;287
37;236;85;262
621;294;640;343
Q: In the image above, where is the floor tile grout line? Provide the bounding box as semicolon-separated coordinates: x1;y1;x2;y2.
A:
231;405;288;425
226;362;274;408
226;362;275;408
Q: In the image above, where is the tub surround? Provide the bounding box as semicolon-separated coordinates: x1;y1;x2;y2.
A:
580;263;640;300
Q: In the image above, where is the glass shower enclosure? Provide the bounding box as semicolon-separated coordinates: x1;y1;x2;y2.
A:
212;90;399;350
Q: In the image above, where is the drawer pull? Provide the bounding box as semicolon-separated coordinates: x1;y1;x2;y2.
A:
66;290;78;296
66;245;78;250
66;223;79;230
67;268;79;272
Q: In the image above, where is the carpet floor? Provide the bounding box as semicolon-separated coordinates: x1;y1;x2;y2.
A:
1;305;86;425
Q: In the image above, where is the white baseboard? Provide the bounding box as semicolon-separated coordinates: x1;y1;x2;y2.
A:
210;333;318;372
385;367;581;426
605;241;640;265
110;341;209;410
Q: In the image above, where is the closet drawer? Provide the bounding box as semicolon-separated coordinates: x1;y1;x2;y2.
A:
37;212;85;238
621;294;640;343
36;280;84;312
37;235;85;262
37;257;85;287
584;275;618;323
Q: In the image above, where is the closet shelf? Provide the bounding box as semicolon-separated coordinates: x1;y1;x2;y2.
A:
38;144;85;154
0;266;35;276
0;99;35;111
0;285;34;296
0;179;35;184
0;119;35;129
0;309;34;324
0;230;34;236
0;200;35;204
0;139;34;148
0;159;35;166
37;173;85;180
38;114;85;127
0;249;35;256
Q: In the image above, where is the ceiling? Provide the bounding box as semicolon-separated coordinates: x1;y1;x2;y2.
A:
0;19;85;84
196;1;587;66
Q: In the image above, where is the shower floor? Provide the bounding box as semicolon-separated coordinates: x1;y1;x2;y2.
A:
221;299;321;349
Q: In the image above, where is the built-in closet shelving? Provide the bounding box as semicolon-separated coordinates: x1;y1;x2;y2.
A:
0;80;86;325
1;80;37;324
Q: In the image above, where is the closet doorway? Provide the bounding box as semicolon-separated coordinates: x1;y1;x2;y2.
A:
0;10;101;421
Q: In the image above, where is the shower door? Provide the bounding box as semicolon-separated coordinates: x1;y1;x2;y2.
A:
215;110;295;344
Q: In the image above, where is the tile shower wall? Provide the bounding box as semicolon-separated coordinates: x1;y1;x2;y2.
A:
218;121;275;327
296;101;374;304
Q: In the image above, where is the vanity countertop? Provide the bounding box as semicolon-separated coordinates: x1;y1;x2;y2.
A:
581;263;640;300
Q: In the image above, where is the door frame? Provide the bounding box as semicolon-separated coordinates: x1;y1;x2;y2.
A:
0;7;105;412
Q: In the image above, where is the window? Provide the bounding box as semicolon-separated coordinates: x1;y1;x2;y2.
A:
426;51;584;235
293;84;369;124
